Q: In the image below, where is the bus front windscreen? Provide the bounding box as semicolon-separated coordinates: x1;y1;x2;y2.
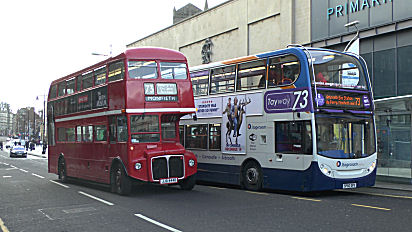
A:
310;50;368;90
316;114;376;159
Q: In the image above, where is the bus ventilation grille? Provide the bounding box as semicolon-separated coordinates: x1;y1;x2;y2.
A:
152;155;184;181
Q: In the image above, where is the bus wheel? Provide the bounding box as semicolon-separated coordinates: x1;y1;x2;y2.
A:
58;158;67;183
179;174;196;190
111;163;132;195
242;161;263;191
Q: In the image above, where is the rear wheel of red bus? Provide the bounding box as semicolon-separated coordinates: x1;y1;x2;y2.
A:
110;163;132;195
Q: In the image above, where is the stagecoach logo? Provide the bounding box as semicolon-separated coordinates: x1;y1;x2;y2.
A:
337;161;359;168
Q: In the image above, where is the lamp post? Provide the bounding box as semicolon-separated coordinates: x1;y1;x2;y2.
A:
36;94;47;144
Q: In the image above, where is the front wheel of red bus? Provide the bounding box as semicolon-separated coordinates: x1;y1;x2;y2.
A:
111;163;132;196
242;161;263;191
58;157;68;183
179;174;196;190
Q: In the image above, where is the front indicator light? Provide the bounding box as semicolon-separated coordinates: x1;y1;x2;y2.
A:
135;162;142;170
320;164;333;177
367;161;376;172
188;159;195;167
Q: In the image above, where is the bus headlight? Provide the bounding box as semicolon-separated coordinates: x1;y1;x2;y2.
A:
367;161;376;172
320;164;333;177
135;162;142;170
188;159;195;167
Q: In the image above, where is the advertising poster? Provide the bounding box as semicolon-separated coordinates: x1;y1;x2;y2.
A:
221;94;259;154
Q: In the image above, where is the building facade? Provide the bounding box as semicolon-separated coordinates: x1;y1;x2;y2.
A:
128;0;412;183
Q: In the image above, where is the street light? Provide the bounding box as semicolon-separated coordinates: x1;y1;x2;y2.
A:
344;20;360;52
36;94;47;144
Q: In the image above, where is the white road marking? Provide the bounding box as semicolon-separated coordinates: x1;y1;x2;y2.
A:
31;173;45;179
19;169;28;173
4;168;17;171
134;214;182;232
78;191;114;206
38;209;54;220
0;217;10;232
2;176;12;178
49;180;70;188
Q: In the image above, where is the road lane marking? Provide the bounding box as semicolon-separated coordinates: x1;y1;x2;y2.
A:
0;217;10;232
4;168;17;171
291;196;322;202
134;214;182;232
246;191;269;196
351;204;391;211
209;186;227;190
50;180;70;188
78;191;114;206
38;209;54;220
340;190;412;200
2;176;12;178
19;169;28;173
32;173;45;179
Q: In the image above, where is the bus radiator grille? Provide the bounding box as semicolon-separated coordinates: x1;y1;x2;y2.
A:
152;155;184;181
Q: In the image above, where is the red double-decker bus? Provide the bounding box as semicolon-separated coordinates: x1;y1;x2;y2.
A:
47;47;197;195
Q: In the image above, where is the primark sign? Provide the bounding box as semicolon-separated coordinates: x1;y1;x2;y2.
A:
327;0;392;20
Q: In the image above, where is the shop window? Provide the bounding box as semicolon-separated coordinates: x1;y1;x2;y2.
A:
373;49;395;98
397;46;412;95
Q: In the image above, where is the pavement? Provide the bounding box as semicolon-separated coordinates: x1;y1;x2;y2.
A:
26;145;48;158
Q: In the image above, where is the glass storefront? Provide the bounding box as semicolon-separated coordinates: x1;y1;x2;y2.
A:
375;99;412;179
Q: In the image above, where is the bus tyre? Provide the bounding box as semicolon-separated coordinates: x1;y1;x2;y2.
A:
179;174;196;190
58;158;68;183
242;161;263;191
111;163;132;195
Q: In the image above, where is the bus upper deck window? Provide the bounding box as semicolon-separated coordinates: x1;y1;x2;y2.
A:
160;62;188;79
128;61;157;79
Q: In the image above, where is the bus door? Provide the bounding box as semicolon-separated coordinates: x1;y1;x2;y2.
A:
274;121;313;170
108;115;128;169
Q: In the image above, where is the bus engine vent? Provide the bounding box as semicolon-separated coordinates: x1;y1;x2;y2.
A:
152;155;184;181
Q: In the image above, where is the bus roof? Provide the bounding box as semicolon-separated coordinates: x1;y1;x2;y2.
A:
51;47;187;85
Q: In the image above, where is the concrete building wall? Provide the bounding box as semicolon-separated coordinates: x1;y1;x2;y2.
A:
127;0;311;67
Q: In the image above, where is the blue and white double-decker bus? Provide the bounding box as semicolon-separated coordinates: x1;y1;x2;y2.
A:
180;46;377;191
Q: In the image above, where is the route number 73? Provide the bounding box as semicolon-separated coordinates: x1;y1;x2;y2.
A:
292;90;309;110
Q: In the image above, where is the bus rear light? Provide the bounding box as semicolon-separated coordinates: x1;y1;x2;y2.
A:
135;162;142;170
130;146;134;151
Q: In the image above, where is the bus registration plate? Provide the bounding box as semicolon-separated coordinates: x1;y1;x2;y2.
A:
160;177;178;185
343;183;357;189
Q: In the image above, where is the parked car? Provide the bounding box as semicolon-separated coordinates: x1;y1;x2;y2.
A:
10;143;27;158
